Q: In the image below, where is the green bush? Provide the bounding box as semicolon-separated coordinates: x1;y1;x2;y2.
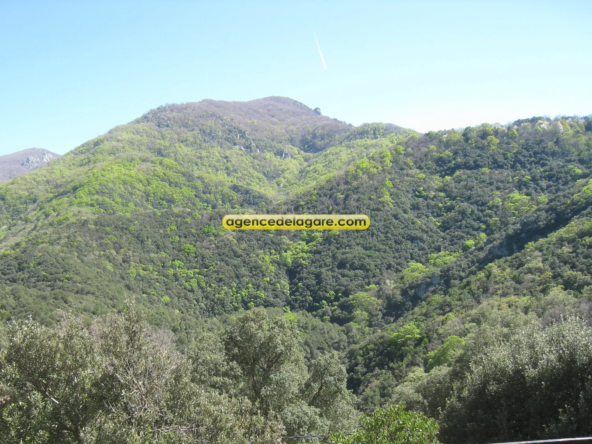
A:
330;403;441;444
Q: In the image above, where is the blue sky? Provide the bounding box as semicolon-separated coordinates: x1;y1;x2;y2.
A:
1;0;591;155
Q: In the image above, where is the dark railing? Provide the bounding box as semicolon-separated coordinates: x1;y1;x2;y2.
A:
281;434;346;440
490;438;592;444
281;435;592;443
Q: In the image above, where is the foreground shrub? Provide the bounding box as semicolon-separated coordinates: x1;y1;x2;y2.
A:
330;403;441;444
440;317;592;443
0;307;284;443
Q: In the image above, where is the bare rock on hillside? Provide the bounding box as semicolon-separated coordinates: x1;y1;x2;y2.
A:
0;148;61;182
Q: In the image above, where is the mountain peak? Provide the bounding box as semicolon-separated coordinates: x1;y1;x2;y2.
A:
133;96;332;126
255;96;315;111
128;97;352;153
0;148;61;183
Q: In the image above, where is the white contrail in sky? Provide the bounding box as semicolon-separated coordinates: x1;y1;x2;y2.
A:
314;33;327;70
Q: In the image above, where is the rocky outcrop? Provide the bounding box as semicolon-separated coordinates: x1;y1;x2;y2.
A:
0;148;61;182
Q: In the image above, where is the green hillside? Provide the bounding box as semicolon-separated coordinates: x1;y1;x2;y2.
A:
1;99;592;442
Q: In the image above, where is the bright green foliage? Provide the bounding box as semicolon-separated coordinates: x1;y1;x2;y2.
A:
282;241;312;268
392;323;423;346
462;239;475;251
426;335;465;370
428;251;458;267
476;232;487;244
349;291;382;327
180;244;196;255
569;165;583;176
402;262;430;284
504;191;536;218
486;136;500;149
330;404;441;444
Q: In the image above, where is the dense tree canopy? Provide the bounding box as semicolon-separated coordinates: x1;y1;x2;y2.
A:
1;98;592;442
0;305;286;443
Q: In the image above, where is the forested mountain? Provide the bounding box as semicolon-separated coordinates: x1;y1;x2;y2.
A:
1;98;592;443
0;148;60;183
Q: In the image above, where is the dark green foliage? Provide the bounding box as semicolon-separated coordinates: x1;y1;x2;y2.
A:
190;308;357;437
440;317;592;443
0;305;285;443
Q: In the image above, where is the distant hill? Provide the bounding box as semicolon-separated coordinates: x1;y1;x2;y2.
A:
0;148;60;182
0;97;415;235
